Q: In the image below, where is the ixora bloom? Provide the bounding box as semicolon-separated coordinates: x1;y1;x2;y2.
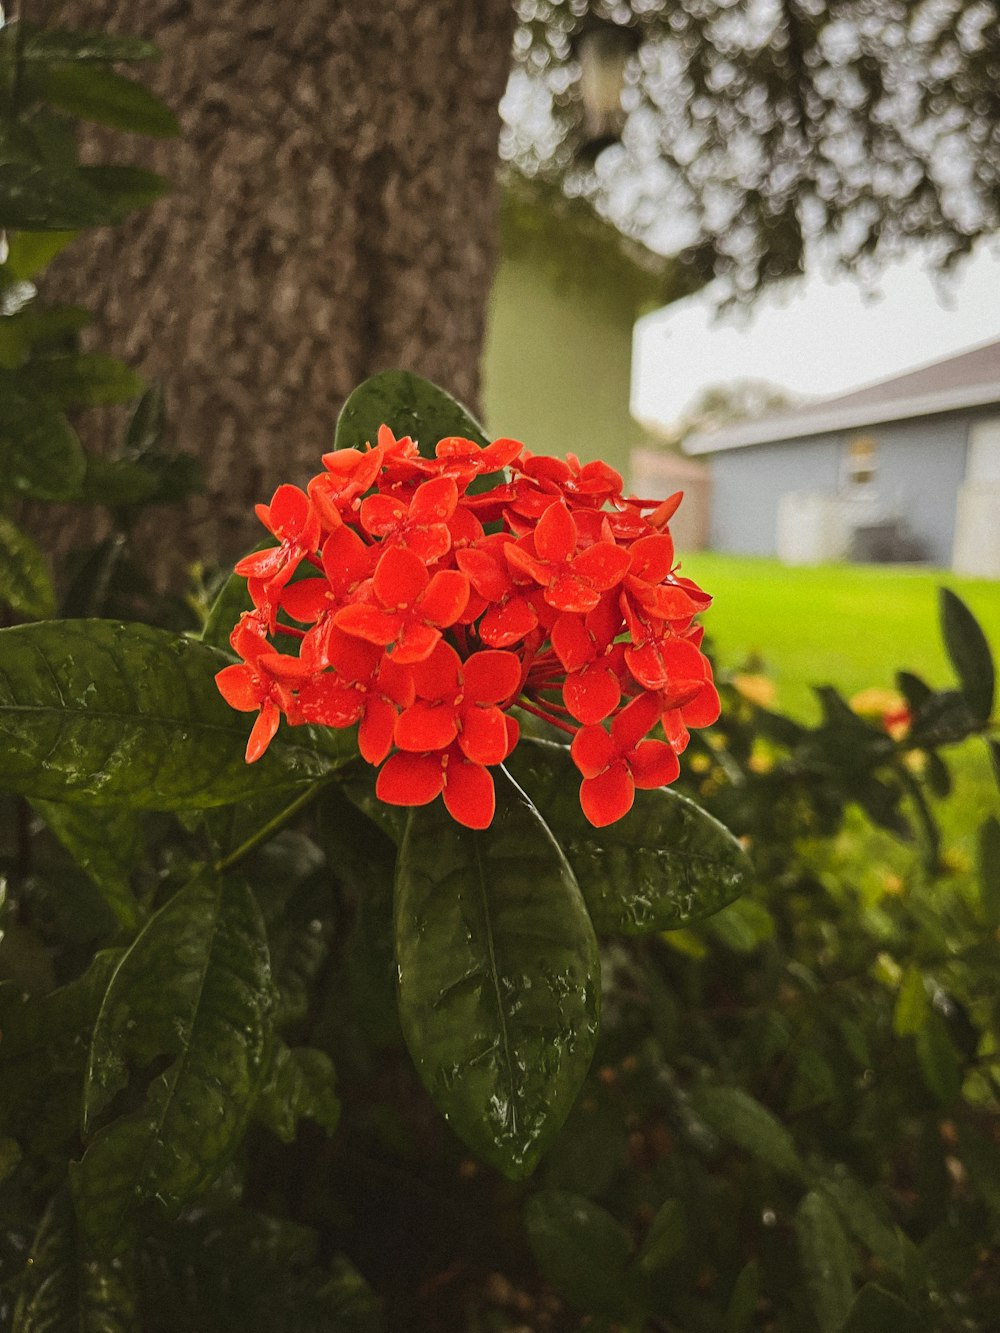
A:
217;425;720;829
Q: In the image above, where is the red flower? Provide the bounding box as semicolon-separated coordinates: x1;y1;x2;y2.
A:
505;499;631;614
234;485;320;591
376;741;506;829
570;692;680;827
395;641;521;765
333;544;469;664
219;418;719;830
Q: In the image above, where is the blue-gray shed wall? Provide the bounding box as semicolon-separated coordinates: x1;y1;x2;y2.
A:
707;412;972;565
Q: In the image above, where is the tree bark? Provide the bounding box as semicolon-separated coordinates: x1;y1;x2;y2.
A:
42;0;516;575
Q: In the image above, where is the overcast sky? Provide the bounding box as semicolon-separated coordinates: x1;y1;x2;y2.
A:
631;239;1000;431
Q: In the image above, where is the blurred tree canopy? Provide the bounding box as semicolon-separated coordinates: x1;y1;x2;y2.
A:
504;0;1000;294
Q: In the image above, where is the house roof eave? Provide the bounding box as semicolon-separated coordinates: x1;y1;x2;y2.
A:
683;380;1000;456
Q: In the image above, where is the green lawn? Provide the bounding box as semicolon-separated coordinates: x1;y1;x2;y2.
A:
681;554;1000;722
679;555;1000;861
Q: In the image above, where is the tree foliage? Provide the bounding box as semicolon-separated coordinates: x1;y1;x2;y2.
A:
505;0;1000;293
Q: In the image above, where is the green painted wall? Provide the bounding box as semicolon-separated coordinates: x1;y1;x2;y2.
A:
479;177;700;481
480;252;638;479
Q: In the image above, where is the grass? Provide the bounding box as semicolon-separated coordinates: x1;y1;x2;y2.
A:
679;554;1000;863
681;554;1000;723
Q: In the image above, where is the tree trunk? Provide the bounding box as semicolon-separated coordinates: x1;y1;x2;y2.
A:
42;0;516;577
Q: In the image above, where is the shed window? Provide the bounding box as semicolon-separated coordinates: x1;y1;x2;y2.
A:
844;435;877;487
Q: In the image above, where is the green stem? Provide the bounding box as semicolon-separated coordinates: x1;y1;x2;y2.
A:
214;780;329;873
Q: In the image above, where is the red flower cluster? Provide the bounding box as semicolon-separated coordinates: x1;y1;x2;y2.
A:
216;427;720;829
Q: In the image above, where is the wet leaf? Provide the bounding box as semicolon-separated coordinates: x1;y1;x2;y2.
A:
505;738;750;933
255;1044;340;1143
0;951;122;1151
939;587;994;725
31;799;144;930
525;1190;636;1316
139;1210;382;1333
13;1190;137;1333
394;767;599;1179
0;514;55;618
73;873;272;1251
335;369;489;456
0;383;84;498
0;620;353;809
690;1085;805;1180
795;1190;856;1333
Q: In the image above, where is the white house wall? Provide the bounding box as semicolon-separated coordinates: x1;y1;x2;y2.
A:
707;414;972;566
708;436;841;556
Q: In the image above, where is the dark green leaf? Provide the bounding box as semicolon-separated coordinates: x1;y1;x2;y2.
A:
123;384;165;456
0;952;122;1149
819;1171;910;1276
923;750;950;798
0;305;90;366
2;230;78;279
79;455;161;507
915;1011;963;1105
139;1211;382;1333
78;164;171;218
724;1260;761;1333
394;767;599;1178
636;1198;686;1276
893;965;929;1037
16;353;144;408
690;1086;805;1180
939;587;995;724
255;1044;340;1143
0;162;117;229
842;1284;926;1333
73;873;272;1250
13;23;159;62
0;620;353;809
794;1190;856;1333
895;670;933;712
0;514;55;618
31;800;144;930
0;1136;21;1188
12;1190;137;1333
505;738;750;933
979;816;1000;927
989;737;1000;792
201;565;254;651
525;1191;636;1317
335;369;489;457
23;64;179;136
0;383;84;498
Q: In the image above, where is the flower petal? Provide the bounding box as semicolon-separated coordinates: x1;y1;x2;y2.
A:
563;663;620;725
534;499;576;562
373;544;427;607
457;704;509;766
570;724;614;778
443;756;495;829
462;650;522;705
630;739;680;789
215;663;262;711
376;752;444;807
246;700;280;763
395;700;458;752
417;569;470;627
579;764;633;827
